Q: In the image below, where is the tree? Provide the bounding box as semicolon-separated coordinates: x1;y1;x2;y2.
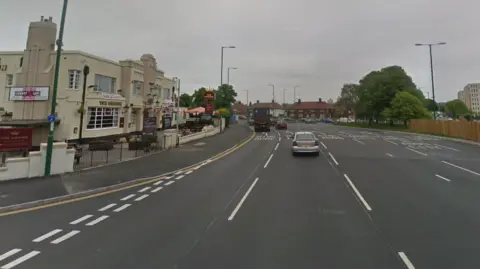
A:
191;87;208;108
215;84;237;109
381;91;431;127
179;93;192;108
444;99;470;119
335;83;359;117
425;99;438;111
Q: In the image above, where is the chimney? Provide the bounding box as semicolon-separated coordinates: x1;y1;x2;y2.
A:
318;98;322;103
271;99;274;103
48;16;53;22
40;16;44;21
256;100;259;103
297;99;301;104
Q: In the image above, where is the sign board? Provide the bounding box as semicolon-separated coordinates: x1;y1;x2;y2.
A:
9;87;49;101
0;128;33;150
205;102;214;114
99;101;122;107
162;115;172;130
203;91;215;101
142;117;157;133
47;114;56;122
101;93;124;100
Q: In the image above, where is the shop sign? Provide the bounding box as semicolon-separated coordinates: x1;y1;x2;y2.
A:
0;58;7;72
99;101;122;106
9;86;49;101
0;128;33;150
101;93;124;100
204;91;215;100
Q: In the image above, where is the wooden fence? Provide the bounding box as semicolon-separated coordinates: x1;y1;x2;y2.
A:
409;119;480;142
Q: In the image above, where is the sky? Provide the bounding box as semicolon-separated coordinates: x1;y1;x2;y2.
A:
1;0;479;104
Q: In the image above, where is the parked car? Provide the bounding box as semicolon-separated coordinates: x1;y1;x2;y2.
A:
276;121;288;130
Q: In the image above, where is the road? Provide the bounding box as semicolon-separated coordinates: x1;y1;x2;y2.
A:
1;122;480;268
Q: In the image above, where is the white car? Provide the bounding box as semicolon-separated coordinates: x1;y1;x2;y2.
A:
291;131;320;156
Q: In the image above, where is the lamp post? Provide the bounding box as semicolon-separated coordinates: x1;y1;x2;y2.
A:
45;0;68;177
227;67;237;85
220;46;235;85
78;64;89;144
269;84;275;102
173;77;180;147
283;89;288;105
244;89;249;105
415;42;446;120
293;85;300;103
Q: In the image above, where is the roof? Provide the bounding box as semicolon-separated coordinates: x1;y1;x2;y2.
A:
231;103;248;114
289;101;333;110
251;102;283;109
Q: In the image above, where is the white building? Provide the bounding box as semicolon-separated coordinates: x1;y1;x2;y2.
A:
458;83;480;114
0;16;179;146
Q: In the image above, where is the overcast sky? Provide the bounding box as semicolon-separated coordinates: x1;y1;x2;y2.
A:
1;0;479;104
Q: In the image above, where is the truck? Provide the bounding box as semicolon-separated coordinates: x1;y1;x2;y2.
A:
253;108;271;132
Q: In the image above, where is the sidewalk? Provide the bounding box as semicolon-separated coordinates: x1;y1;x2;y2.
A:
0;123;252;208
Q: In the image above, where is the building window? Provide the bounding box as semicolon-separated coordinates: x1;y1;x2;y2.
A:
86;107;120;129
133;81;142;95
94;74;116;93
163;88;170;100
68;70;81;89
6;74;13;86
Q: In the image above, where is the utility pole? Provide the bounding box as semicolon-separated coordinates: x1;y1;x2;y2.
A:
78;64;89;144
175;78;180;147
45;0;68;177
293;85;300;103
283;89;288;104
244;89;249;105
269;84;275;102
220;46;235;85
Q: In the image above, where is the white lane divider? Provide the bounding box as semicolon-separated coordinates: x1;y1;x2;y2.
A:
98;203;117;212
153;180;164;186
343;174;372;211
174;171;183;175
120;194;135;201
274;143;279;151
386;153;394;157
0;249;22;262
435;174;451;182
185;170;193;175
406;147;427;156
134;194;149;201
151;187;163;193
264;154;274;168
384;139;398;145
228;177;259;221
328;152;339;166
33;229;63;242
434;144;460;152
85;215;109;226
165;181;175;186
165;176;174;179
0;250;40;269
175;175;185;180
69;215;94;225
352;139;365;145
320;142;327;149
50;230;80;244
442;161;480;176
113;204;131;212
193;166;202;170
398;252;416;269
138;187;151;193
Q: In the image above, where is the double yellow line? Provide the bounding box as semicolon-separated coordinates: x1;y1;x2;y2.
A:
0;131;256;217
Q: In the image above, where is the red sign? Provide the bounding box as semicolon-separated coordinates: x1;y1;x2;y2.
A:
0;128;33;150
205;102;214;114
204;91;215;101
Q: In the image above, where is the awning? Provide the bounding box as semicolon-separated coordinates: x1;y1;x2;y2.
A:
185;107;205;114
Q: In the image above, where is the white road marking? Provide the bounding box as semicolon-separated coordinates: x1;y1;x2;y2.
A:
174;171;183;175
442;161;480;176
175;175;185;180
384;139;398;145
69;215;94;225
120;194;135;201
134;194;149;201
165;176;174;179
228;177;260;221
193;166;202;170
264;154;274;168
138;187;151;193
85;215;109;226
113;204;132;212
205;159;212;164
184;170;193;175
50;230;80;244
398;252;416;269
274;143;279;151
435;174;451;182
0;249;21;263
165;181;175;186
151;187;163;193
33;229;63;242
406;147;427;156
0;251;40;269
279;137;281;142
386;153;394;157
343;174;372;211
352;139;365;145
98;203;117;212
320;142;327;149
153;180;164;186
434;144;460;152
328;152;339;166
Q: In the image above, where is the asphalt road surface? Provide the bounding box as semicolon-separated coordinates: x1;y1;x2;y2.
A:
1;122;480;269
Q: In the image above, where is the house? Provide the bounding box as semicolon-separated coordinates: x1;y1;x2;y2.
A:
231;102;248;116
286;98;334;119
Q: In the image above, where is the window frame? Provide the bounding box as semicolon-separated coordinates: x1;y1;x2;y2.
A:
68;70;81;89
86;107;120;130
6;74;13;86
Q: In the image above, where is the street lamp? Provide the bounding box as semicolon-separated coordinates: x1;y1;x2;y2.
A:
415;42;446;119
244;89;249;105
45;0;68;177
283;89;288;104
293;85;300;103
172;77;180;147
227;67;237;85
77;64;89;145
269;84;275;102
220;46;235;85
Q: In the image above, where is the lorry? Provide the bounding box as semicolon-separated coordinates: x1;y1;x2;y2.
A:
253;108;271;132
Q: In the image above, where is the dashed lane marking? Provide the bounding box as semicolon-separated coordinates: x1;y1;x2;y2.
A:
0;249;22;262
0;250;41;269
113;204;131;212
153;180;164;186
98;203;117;212
85;215;109;226
120;194;135;201
32;229;63;242
69;215;94;225
134;194;149;201
175;175;185;180
398;252;416;269
138;187;151;193
184;170;193;175
50;230;80;244
151;187;163;193
165;181;175;186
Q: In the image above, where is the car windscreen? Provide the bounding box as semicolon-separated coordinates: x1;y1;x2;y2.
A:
295;134;315;141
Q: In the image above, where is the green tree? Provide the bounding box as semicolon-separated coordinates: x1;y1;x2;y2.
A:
381;92;431;127
444;99;470;119
215;84;237;109
335;83;359;117
191;87;208;108
179;93;192;108
425;99;438;111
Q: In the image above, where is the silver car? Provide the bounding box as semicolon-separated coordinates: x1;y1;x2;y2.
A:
291;131;320;156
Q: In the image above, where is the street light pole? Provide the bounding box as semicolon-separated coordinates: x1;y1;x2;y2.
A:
293;85;300;103
269;84;275;102
415;42;446;120
175;78;180;147
78;64;89;144
227;67;237;85
220;46;235;85
45;0;68;177
283;89;288;105
244;89;249;105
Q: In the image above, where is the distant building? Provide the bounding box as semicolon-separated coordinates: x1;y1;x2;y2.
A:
286;98;333;119
231;102;248;116
250;101;285;117
457;83;480;114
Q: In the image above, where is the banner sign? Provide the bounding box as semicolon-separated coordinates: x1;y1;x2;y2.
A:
0;128;33;150
9;86;49;101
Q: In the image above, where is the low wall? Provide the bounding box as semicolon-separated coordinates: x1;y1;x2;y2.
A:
0;142;75;181
179;126;221;145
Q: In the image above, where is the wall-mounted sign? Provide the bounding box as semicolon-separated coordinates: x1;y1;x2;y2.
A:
205;102;214;114
9;86;49;101
99;101;122;106
204;91;215;100
101;93;124;100
0;58;7;72
0;128;32;150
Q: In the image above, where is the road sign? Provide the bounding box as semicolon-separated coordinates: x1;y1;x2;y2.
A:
47;114;56;122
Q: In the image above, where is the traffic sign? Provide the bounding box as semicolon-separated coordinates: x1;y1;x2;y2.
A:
47;114;56;122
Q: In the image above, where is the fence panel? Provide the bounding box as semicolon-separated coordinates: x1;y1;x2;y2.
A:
409;119;480;142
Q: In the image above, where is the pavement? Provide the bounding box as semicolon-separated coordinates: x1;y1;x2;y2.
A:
0;123;252;208
1;122;480;268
